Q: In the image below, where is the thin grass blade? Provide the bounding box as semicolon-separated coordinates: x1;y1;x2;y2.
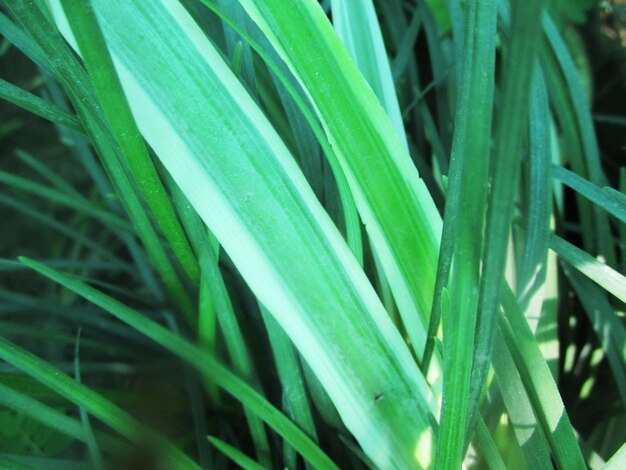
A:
0;336;201;470
207;436;265;470
0;78;83;133
19;257;338;470
467;0;544;444
499;285;586;468
550;233;626;303
433;1;497;467
59;0;200;285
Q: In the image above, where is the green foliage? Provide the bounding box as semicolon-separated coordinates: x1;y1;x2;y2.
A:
0;0;623;468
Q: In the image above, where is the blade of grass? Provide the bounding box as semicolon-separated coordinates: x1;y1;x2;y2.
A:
391;7;421;84
162;313;212;469
0;259;119;272
59;0;200;286
0;290;143;343
197;0;364;264
432;1;497;467
19;257;338;470
420;3;454;161
0;382;125;454
0;194;131;271
518;69;560;378
48;1;441;467
6;0;195;321
552;164;626;224
238;0;443;365
499;285;586;468
0;78;83;133
378;1;436;172
260;305;318;468
593;114;626;126
563;266;626;407
0;170;131;232
467;0;544;445
518;70;552;308
73;330;104;470
171;185;271;466
216;1;257;98
474;416;507;470
330;0;407;151
330;0;421;338
491;330;553;469
541;11;615;264
606;441;626;470
15;150;82;198
170;186;218;360
0;454;37;470
0;10;50;72
618;166;626;272
301;360;343;431
549;233;626;304
0;336;201;470
207;436;265;470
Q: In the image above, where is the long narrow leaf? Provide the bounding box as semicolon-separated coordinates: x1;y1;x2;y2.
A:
0;78;83;133
468;0;544;442
59;0;200;285
499;286;586;468
434;1;497;467
20;257;337;470
0;336;200;470
550;233;626;303
6;0;195;319
238;0;443;364
45;1;440;467
552;164;626;224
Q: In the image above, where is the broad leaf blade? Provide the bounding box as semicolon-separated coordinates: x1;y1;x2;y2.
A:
238;0;443;365
49;1;439;467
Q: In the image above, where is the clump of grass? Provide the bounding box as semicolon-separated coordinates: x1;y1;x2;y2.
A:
0;0;624;468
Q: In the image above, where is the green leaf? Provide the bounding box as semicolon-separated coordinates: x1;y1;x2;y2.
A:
0;335;200;470
0;193;130;271
207;436;265;470
45;1;439;467
499;286;586;468
330;0;407;151
492;332;553;469
19;257;337;470
0;382;125;455
548;0;595;25
552;164;626;224
238;0;443;367
431;1;497;467
171;184;271;466
59;0;200;286
549;233;626;304
190;0;364;267
5;0;195;320
0;170;130;233
423;0;452;32
260;305;317;468
541;11;615;264
562;267;626;407
468;0;544;447
0;78;83;133
606;441;626;470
